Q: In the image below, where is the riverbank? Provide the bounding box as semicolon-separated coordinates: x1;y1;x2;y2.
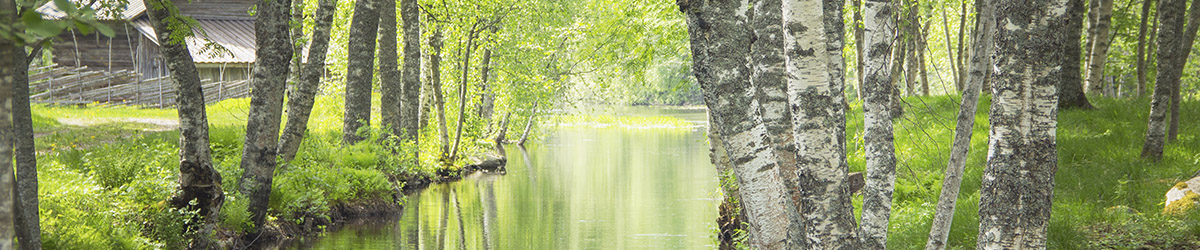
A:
31;96;503;248
226;156;507;249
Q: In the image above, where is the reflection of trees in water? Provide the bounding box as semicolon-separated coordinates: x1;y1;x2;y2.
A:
438;187;449;249
478;175;497;250
452;187;466;250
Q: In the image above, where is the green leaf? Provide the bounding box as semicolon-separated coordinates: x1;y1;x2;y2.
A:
91;21;115;37
22;12;63;38
53;0;77;14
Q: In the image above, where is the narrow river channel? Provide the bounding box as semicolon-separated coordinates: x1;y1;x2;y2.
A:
287;107;719;249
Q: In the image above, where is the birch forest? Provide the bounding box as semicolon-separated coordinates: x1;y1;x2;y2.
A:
0;0;1197;249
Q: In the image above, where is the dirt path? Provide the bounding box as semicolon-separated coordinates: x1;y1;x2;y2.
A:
55;117;180;131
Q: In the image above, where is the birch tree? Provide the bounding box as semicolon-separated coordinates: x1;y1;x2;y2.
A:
785;0;859;247
925;0;993;247
858;0;898;248
679;0;793;248
1084;0;1114;95
237;0;294;239
343;0;379;145
977;0;1065;247
749;0;805;246
1142;0;1187;160
278;0;337;162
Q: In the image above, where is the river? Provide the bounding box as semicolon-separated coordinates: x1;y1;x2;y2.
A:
286;107;720;249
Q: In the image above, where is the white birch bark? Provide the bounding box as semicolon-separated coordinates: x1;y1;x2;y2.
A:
784;0;858;248
859;0;898;248
680;0;793;248
977;0;1065;248
1084;0;1115;95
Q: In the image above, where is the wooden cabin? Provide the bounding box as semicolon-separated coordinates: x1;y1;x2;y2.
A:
37;0;257;81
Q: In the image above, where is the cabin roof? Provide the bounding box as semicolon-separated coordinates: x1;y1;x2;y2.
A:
132;18;257;64
36;0;147;20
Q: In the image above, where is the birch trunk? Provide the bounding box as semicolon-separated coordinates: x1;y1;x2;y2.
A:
400;0;422;147
749;0;805;246
1137;0;1156;97
1060;0;1094;109
787;0;859;247
379;0;401;139
517;101;537;147
1142;0;1187;160
925;0;993;247
343;0;379;144
145;0;226;247
0;1;17;247
450;26;478;162
429;29;450;159
236;0;293;239
680;0;793;248
1085;0;1114;95
859;0;898;248
279;0;336;162
977;0;1065;247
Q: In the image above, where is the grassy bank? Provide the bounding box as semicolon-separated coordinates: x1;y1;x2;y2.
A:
854;96;1200;249
32;95;487;248
715;96;1200;249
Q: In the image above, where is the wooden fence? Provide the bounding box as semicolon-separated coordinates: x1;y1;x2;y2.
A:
29;65;251;108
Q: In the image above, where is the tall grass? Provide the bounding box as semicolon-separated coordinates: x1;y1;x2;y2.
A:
868;96;1200;249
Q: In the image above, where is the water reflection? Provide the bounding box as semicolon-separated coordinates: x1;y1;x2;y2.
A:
292;108;719;249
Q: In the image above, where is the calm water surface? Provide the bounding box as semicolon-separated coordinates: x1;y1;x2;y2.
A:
289;107;719;249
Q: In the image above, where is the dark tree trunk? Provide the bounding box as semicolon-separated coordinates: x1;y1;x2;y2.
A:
853;0;865;100
278;0;337;162
236;0;294;240
478;47;495;124
145;0;226;247
1061;0;1094;109
343;0;379;144
1168;0;1200;141
977;0;1064;247
13;42;41;250
1137;0;1156;97
1143;0;1187;160
400;0;422;147
379;0;400;140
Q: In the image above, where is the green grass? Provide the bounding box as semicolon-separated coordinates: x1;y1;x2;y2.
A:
30;95;446;248
856;96;1200;249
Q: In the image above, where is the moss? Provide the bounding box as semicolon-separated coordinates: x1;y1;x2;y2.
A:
1175;181;1190;190
1165;190;1200;215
